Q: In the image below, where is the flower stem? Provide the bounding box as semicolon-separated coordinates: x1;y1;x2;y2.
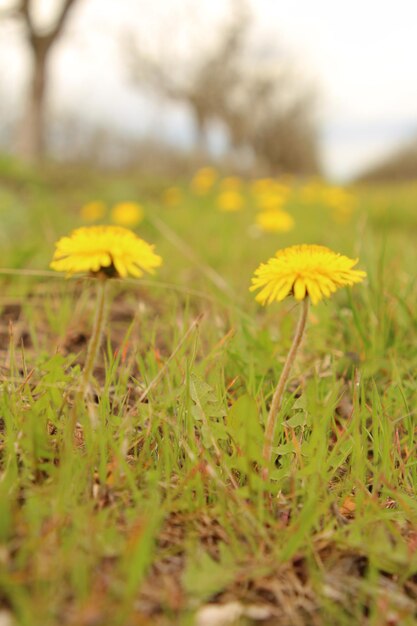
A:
262;297;309;474
80;278;108;399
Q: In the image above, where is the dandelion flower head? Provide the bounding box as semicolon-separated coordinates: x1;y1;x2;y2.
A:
256;193;285;212
217;190;244;212
80;200;106;223
163;186;182;207
252;180;291;212
110;202;144;227
255;209;294;233
323;187;356;224
299;179;325;204
191;167;217;194
251;244;366;306
50;225;162;278
250;178;274;196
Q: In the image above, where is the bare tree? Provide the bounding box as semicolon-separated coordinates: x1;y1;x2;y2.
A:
127;1;249;155
223;67;321;174
1;0;79;161
127;3;320;174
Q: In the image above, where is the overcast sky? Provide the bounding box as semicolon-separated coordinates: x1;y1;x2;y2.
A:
1;0;417;179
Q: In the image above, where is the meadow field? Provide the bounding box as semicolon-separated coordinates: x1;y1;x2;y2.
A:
0;156;416;626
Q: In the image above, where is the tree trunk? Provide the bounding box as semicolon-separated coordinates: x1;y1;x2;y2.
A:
15;0;79;163
193;108;209;160
17;46;48;162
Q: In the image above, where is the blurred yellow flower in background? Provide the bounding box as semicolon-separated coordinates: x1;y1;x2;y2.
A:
250;178;274;196
191;167;217;194
50;225;162;278
255;209;294;233
322;186;349;206
299;179;325;204
252;179;291;212
80;201;106;223
217;190;244;211
298;181;356;225
251;244;366;306
271;181;291;197
324;187;356;224
256;192;286;212
110;202;144;227
163;186;182;207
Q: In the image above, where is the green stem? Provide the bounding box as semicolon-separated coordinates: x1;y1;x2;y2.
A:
262;297;309;474
80;278;108;398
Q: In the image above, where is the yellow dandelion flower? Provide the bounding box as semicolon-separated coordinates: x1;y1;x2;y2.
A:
255;210;294;233
163;186;182;207
50;225;162;278
256;193;286;212
250;244;366;306
322;186;350;206
191;167;217;194
110;202;144;227
307;185;357;223
299;178;326;204
80;201;106;223
271;181;291;196
250;178;274;196
217;190;244;212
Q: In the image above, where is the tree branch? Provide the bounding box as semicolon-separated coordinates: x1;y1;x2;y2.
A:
17;0;34;35
50;0;78;40
13;0;78;48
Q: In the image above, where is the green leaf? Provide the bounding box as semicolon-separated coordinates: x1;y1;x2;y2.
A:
284;412;307;428
189;373;226;422
182;545;235;600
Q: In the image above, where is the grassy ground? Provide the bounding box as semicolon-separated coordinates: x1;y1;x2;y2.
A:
0;156;416;626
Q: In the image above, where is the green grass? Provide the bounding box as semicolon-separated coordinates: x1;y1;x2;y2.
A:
1;157;417;625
